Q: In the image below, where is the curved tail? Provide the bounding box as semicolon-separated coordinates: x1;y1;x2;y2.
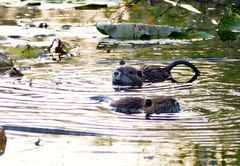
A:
165;60;201;77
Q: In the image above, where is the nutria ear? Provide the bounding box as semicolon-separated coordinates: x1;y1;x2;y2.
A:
145;99;152;107
137;70;143;77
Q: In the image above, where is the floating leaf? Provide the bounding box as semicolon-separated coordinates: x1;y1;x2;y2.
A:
7;45;41;60
96;23;184;39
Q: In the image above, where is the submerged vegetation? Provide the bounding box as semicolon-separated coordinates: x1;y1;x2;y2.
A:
7;45;41;60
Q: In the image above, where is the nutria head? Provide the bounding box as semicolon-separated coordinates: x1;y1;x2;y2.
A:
112;66;143;87
143;97;181;119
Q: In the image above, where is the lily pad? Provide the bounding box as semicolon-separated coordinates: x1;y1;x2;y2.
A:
7;45;41;60
96;23;184;40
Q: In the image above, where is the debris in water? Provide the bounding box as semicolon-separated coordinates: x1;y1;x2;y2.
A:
35;138;41;146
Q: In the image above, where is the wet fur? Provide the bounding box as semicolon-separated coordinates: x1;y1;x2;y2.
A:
143;97;181;119
110;97;181;119
112;66;143;86
112;60;200;86
110;97;144;114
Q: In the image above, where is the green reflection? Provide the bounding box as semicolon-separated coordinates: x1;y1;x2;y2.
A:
93;137;117;146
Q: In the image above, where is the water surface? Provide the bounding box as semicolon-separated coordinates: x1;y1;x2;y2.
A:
0;1;240;166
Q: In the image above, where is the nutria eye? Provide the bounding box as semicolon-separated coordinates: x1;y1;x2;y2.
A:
145;99;152;107
128;71;133;74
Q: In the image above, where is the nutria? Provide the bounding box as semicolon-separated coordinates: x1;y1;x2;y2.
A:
143;97;181;119
110;96;181;119
112;60;200;86
110;97;144;114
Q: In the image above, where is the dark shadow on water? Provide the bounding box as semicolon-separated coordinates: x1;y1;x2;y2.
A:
147;115;180;121
2;125;111;137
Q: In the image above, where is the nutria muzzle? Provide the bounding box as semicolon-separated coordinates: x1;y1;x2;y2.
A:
112;66;143;87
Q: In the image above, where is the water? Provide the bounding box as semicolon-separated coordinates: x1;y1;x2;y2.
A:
0;1;240;166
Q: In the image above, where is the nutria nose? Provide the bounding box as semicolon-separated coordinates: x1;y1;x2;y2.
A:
113;71;120;76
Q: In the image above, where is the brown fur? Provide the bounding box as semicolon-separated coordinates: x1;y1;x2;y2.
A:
112;66;143;86
112;60;200;87
110;97;144;114
141;65;171;82
110;97;181;119
143;97;181;119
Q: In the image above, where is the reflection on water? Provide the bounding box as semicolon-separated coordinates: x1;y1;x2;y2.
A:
0;1;240;166
0;127;6;156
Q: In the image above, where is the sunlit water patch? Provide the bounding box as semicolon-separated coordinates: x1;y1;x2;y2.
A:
0;57;239;164
0;42;239;165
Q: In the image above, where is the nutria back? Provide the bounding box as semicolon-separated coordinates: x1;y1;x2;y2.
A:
143;97;181;119
110;97;181;117
110;97;144;114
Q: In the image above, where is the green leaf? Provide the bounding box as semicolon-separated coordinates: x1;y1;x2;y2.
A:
217;14;240;42
7;45;41;60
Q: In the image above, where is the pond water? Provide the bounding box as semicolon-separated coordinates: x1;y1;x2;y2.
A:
0;0;240;166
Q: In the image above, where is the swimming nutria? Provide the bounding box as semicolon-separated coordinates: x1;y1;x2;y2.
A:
112;60;200;86
143;97;181;119
110;97;144;114
110;97;181;119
